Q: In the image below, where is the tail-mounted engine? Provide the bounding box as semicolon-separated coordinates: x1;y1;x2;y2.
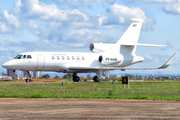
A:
89;43;119;53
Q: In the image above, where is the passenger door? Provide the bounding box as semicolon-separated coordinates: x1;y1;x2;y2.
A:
37;55;45;70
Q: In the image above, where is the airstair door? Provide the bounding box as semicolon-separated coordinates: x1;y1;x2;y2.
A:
37;55;44;70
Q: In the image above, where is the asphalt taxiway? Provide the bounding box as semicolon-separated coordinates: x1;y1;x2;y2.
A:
0;98;179;119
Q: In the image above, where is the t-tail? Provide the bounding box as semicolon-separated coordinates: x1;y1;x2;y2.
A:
89;18;167;66
116;19;166;67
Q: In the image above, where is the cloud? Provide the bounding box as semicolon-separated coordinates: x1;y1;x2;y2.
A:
63;29;115;44
0;0;153;52
144;0;180;14
123;0;176;3
142;54;173;67
0;22;13;33
54;0;115;7
100;3;154;30
144;54;160;63
124;0;180;15
144;0;176;3
26;21;39;35
161;41;173;50
0;50;17;62
43;28;115;49
0;49;19;73
13;0;22;14
163;2;180;14
144;54;153;60
21;0;67;21
0;40;25;52
0;10;20;33
1;10;20;28
16;0;88;22
19;2;153;51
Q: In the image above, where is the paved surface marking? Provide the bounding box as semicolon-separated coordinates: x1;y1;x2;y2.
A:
0;98;180;119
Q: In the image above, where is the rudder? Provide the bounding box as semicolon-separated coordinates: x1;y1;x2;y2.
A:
116;19;143;44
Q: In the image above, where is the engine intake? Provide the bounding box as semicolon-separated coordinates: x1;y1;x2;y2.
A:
89;43;118;53
98;55;103;62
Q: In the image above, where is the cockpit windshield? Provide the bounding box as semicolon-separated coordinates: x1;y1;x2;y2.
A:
17;55;23;59
14;54;32;59
14;54;19;59
22;55;26;59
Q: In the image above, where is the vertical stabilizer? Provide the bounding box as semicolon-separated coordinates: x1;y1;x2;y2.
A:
117;19;144;67
116;19;143;44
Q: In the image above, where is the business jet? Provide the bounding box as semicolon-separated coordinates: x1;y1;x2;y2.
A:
2;19;176;82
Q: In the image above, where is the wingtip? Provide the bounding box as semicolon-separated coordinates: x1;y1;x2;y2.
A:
158;52;177;69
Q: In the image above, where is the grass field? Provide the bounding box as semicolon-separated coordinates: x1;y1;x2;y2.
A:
0;80;180;100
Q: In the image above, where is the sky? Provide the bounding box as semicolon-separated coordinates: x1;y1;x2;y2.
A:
0;0;180;75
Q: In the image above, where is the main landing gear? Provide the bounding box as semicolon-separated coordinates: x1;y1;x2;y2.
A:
93;76;100;82
25;71;31;83
93;70;101;82
72;70;101;82
72;73;80;82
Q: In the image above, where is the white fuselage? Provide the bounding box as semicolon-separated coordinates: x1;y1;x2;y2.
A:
2;51;143;73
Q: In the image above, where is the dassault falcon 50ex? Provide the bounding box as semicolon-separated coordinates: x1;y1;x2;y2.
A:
2;19;176;82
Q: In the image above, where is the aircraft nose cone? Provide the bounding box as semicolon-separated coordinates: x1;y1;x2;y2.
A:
2;60;18;70
2;61;13;69
2;62;8;68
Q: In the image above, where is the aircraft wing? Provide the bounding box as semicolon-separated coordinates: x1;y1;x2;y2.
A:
68;53;177;72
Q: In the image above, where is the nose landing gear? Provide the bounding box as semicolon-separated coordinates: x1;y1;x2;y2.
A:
25;71;31;83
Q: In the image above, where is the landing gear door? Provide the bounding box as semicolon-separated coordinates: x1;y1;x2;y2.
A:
37;55;45;70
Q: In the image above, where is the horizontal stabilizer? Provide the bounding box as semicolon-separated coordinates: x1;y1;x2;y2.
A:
130;18;143;23
120;43;167;47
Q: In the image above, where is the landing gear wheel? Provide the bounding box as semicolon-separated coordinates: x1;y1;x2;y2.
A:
93;76;100;82
25;71;31;83
26;79;30;83
73;76;80;82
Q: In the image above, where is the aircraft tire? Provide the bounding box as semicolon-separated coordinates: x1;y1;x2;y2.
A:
26;79;30;83
93;76;100;82
73;76;80;82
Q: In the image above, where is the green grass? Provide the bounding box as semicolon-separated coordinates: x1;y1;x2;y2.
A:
0;81;180;100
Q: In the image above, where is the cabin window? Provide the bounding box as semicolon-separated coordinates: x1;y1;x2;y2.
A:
62;56;65;60
67;56;70;60
17;55;23;59
77;56;80;61
72;56;75;60
57;56;60;60
22;55;26;59
52;56;54;60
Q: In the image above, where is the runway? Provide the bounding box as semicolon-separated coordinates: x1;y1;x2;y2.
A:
0;98;179;119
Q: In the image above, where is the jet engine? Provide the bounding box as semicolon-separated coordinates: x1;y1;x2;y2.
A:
98;54;123;65
89;43;119;53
